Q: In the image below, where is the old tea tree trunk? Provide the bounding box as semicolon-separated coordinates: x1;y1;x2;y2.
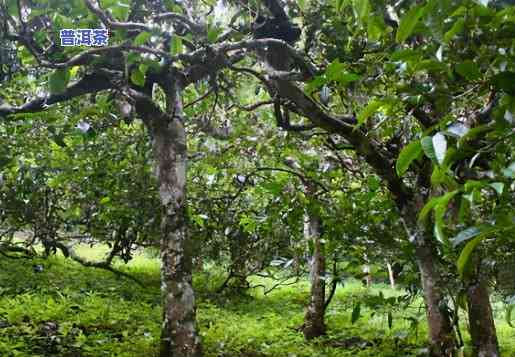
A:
402;200;457;357
303;207;326;339
137;83;202;357
465;258;500;357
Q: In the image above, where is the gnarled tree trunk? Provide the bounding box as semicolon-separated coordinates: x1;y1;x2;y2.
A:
466;273;500;357
402;202;457;357
147;86;202;357
415;239;456;356
303;212;326;340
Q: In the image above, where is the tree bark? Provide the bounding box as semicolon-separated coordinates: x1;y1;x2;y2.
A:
150;91;202;357
466;277;500;357
228;229;249;289
401;199;457;357
398;215;459;356
415;240;456;356
303;212;326;340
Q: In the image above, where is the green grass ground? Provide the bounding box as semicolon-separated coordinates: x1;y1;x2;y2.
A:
0;245;514;356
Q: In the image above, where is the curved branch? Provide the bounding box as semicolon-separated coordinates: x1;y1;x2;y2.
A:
84;0;152;31
153;12;205;34
255;167;330;193
55;241;144;286
0;72;113;118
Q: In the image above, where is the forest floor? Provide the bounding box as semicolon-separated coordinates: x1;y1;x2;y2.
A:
0;245;514;357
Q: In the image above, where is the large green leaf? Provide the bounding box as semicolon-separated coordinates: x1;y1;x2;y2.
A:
443;18;465;43
492;71;515;95
396;140;422;177
418;196;440;223
433;190;459;243
432;133;447;165
457;235;484;278
367;15;385;41
170;36;184;55
357;100;382;127
418;190;458;223
421;136;436;162
452;226;481;247
489;182;504;196
133;31;151;46
396;4;426;43
130;68;145;87
354;0;369;24
455;60;481;81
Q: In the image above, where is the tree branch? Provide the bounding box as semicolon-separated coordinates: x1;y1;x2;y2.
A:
84;0;152;31
0;72;113;118
55;241;144;286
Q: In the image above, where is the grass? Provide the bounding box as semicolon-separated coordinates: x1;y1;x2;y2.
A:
0;244;514;356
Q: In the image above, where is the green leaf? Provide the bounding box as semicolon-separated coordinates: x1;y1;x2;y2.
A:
489;182;504;195
357;100;382;127
492;72;515;95
325;59;345;81
419;196;440;222
130;68;145;87
443;18;465;43
48;68;70;95
126;52;141;64
396;140;422;177
457;235;484;278
138;64;149;76
354;0;369;24
433;190;459;243
452;227;481;247
133;31;151;46
502;162;515;178
52;134;67;148
387;311;393;329
298;0;308;11
421;136;436;161
170;36;184;55
207;26;222;43
351;302;361;324
396;3;426;43
430;165;452;186
367;15;385;41
108;1;130;20
455;60;481;81
339;72;361;85
418;190;458;223
333;0;347;12
464;180;486;192
432;132;447;165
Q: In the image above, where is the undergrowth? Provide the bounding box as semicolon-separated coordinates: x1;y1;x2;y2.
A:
0;245;513;356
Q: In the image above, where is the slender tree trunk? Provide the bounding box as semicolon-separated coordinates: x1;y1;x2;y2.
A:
229;229;249;289
386;261;395;289
303;212;326;339
151;92;202;357
414;240;456;356
402;202;457;356
363;262;372;287
466;276;500;356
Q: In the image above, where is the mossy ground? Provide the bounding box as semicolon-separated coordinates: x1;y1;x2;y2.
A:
0;245;513;356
